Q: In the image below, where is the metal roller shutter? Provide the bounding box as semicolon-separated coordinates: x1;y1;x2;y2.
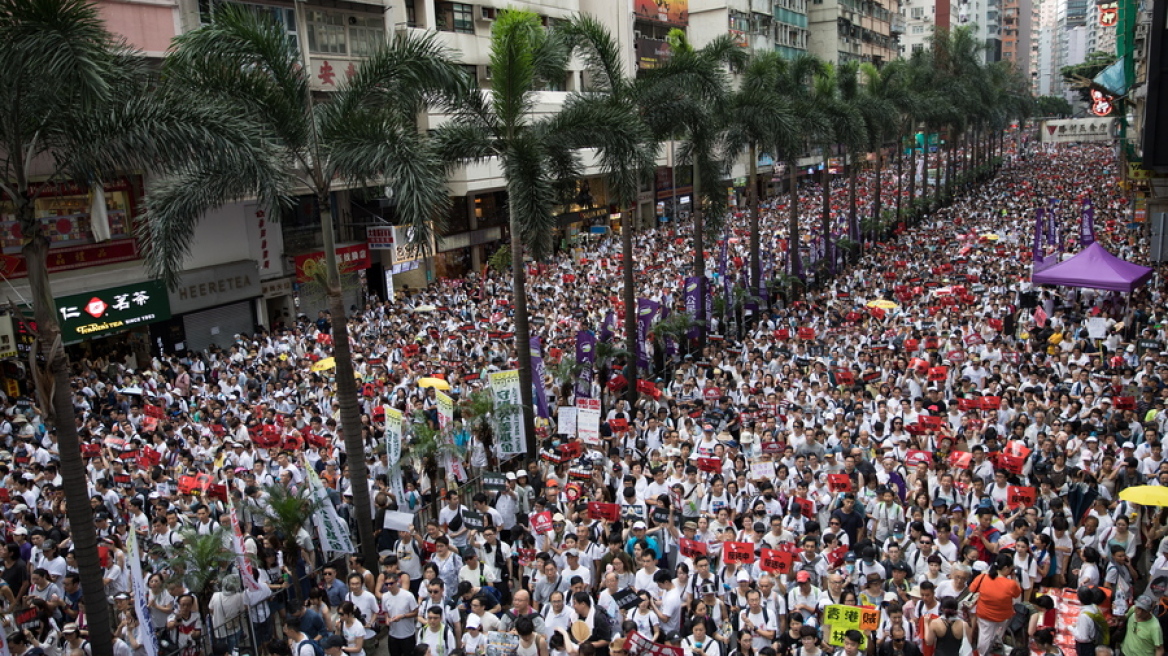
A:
182;301;255;352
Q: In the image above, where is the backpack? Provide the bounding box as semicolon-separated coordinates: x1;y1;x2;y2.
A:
298;638;325;656
1084;610;1110;645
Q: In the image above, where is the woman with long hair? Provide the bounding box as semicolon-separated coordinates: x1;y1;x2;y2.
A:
337;601;367;656
923;597;967;655
969;555;1022;656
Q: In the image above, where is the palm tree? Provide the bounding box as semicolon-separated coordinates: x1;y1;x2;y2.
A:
811;62;867;275
257;483;322;604
557;15;658;407
166;529;241;617
771;54;824;285
857;61;905;248
436;9;574;453
639;29;746;339
0;1;283;649
725;51;797;302
143;5;468;569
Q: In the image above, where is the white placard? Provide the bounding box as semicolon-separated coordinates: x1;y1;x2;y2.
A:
557;406;577;436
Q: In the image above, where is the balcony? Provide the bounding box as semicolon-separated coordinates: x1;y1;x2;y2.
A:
891;14;907;33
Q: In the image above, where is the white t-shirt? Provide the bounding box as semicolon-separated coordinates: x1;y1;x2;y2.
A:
739;607;776;651
660;586;683;633
382;589;420;639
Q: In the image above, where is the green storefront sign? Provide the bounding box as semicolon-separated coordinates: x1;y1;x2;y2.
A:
55;280;170;342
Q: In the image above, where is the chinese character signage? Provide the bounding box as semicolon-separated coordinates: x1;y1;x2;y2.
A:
1099;1;1118;26
54;280;170;342
489;370;526;457
293;243;371;283
633;0;688;26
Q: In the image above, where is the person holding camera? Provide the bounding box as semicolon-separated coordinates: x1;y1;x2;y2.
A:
969;554;1022;656
681;618;722;656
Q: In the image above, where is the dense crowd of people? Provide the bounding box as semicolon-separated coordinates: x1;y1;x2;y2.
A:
0;135;1163;656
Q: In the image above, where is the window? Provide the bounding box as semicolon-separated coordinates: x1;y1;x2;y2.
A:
911;6;924;18
405;0;417;27
307;10;346;54
437;2;474;34
348;16;385;56
199;0;297;43
912;24;924;32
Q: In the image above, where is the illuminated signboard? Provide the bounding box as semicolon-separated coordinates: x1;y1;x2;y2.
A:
55;280;170;342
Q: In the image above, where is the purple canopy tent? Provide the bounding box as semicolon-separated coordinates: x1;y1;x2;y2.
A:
1031;242;1154;292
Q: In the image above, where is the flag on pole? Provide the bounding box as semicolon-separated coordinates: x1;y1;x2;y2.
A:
229;500;260;593
303;457;355;555
127;529;159;656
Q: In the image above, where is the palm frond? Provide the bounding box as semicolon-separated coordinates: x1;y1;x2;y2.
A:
503;133;558;261
489;9;544;131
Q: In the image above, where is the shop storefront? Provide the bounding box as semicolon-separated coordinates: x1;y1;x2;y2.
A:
149;261;262;353
56;280;171;366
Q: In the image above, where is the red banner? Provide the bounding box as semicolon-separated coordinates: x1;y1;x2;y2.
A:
696;457;722;473
723;541;756;564
588;502;620;522
293;243;371;283
827;474;853;493
949;451;972;469
679;539;708;558
1007;486;1036;509
759;548;793;574
531;511;553;534
0;239;139;279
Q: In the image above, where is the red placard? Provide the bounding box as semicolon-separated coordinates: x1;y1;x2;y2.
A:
679;539;709;558
517;548;536;568
1004;440;1031;459
998;453;1026;475
964;333;985;346
979;396;1002;410
177;475;199;495
827;545;849;568
696;457;722;473
723;541;756;564
609;418;629;433
531;511;553;534
827;474;853;493
1007;486;1036;509
909;357;929;373
559;442;583;459
140;448;162;468
947;350;967;363
80;443;101;458
143;405;165;419
759;548;794;574
949;451;972;469
793;497;814;518
957;398;976;412
836;370;855;385
798;327;817;340
1114;396;1136;410
904;339;920;352
588;502;620;522
921;415;944;429
906;450;932;467
928;366;949;382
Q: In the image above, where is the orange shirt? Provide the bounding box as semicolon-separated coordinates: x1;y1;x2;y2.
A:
971;573;1022;622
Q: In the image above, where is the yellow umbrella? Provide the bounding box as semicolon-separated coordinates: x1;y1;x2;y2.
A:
866;299;900;310
417;377;452;391
310;357;335;372
980;233;1000;241
1119;485;1167;506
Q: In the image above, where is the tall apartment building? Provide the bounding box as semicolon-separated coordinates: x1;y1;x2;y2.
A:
689;0;810;57
1001;0;1034;74
807;0;904;64
899;0;948;56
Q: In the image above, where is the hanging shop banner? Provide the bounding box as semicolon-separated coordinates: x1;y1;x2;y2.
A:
55;280;170;342
490;370;526;456
293;243;370;283
304;456;355;554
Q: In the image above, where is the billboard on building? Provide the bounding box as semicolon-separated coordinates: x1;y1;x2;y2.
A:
1040;118;1117;143
634;0;688;26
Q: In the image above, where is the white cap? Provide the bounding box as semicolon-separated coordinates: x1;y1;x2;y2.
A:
466;615;482;630
1123;441;1136;449
517;470;529;478
736;570;752;582
632;521;647;530
506;472;517;481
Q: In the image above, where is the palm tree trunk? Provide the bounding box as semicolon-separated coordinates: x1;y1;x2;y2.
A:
821;147;831;273
847;154;859;246
748;144;761;298
872;146;883;247
906;136;916;220
896;138;904;225
507;203;538;454
622;202;638;408
692;160;706;350
319;197;378;570
788;158;802;285
920;131;930;214
21;216;114;656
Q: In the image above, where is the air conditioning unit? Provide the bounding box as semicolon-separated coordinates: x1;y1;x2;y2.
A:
477;64;492;82
476;5;496;22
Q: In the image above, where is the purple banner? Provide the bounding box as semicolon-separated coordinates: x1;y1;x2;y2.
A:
1047;198;1057;247
1033;208;1045;268
575;331;596;400
636;298;660;370
598;310;615;343
1081;197;1095;247
661;307;677;358
530;336;549;419
684;276;705;341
